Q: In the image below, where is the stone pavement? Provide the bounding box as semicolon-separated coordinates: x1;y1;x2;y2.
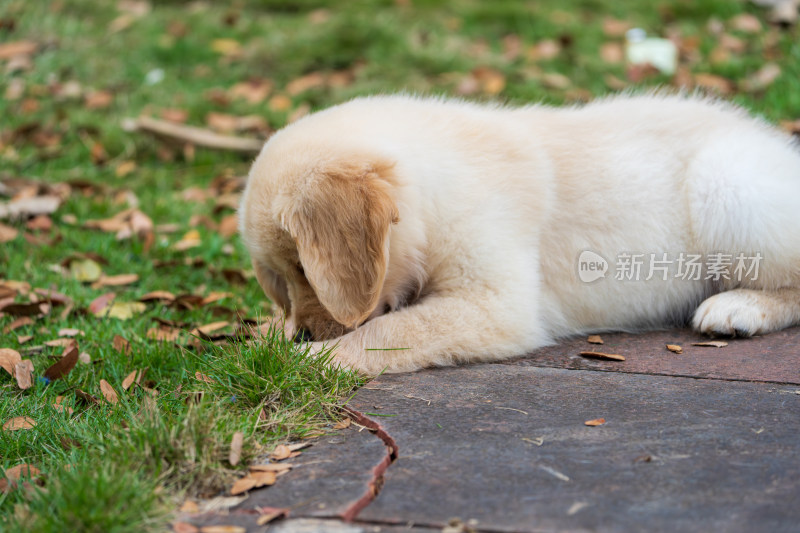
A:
183;327;800;533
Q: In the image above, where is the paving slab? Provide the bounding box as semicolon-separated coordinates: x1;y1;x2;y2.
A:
507;327;800;384
233;425;392;520
352;364;800;532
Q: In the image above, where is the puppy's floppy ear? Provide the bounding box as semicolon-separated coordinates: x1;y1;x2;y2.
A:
253;261;291;313
283;159;399;328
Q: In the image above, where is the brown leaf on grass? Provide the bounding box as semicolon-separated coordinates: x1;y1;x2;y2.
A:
602;17;631;36
599;42;624;63
585;418;606;426
210;38;242;56
84;90;113;110
0;195;61;221
206;113;268;134
626;63;660;83
3;416;36;430
4;464;40;482
693;73;734;95
140;290;176;303
229;79;272;104
15;359;33;389
17;335;33;344
286;72;325;95
44;344;79;380
91;273;139;289
100;379;119;405
191;321;230;337
740;63;781;92
0;301;47;317
173;229;202;251
0;221;19;243
692;340;728;348
147;326;181;342
666;344;683;354
587;335;604;345
90;142;108;165
730;13;762;33
268;94;292;112
230;471;277;495
161;108;189;123
229;431;244;466
88;292;116;315
45;338;78;347
217;214;239;238
105;301;147;320
53;396;74;415
201;291;233;306
195;372;214;384
256;507;290;526
527;39;561;61
0;40;38;60
0;348;22;375
579;351;625;361
58;328;84;337
113;335;131;355
75;389;100;405
122;370;138;390
26;215;53;232
70;257;103;282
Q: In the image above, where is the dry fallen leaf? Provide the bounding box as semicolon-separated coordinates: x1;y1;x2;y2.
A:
191;321;230;336
0;221;20;243
173;229;202;251
122;370;138;390
200;526;247;533
692;341;728;348
741;63;781;92
44;345;79;381
58;328;84;337
0;40;38;60
173;522;200;533
105;301;147;320
249;463;293;473
53;395;74;415
229;431;244;466
113;334;132;356
585;418;606;427
84;90;114;110
100;379;119;405
195;372;214;384
15;359;33;389
88;292;116;315
587;335;604;345
256;507;290;526
666;344;683;354
210;38;242;56
579;351;625;361
140;290;177;302
730;13;762;33
230;471;277;495
270;444;292;461
333;418;352;430
4;464;41;482
3;416;36;431
70;258;103;283
179;500;200;513
0;348;22;375
91;273;139;289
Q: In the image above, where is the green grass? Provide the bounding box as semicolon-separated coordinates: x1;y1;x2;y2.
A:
1;0;799;530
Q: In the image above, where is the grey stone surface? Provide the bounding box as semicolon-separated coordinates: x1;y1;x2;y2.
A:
351;365;800;532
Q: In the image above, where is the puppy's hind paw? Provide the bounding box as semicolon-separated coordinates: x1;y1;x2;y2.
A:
692;289;777;337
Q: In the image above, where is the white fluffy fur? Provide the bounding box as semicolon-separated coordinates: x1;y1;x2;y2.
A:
240;93;800;374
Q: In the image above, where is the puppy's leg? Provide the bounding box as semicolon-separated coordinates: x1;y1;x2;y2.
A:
312;292;544;375
692;288;800;337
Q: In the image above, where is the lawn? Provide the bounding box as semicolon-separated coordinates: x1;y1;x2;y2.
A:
1;0;798;531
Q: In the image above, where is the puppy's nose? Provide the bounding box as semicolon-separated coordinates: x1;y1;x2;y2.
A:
294;328;314;343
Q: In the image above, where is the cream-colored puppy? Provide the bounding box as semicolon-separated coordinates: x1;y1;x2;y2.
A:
239;94;800;374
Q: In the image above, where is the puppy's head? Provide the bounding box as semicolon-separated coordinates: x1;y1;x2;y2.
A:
240;139;399;341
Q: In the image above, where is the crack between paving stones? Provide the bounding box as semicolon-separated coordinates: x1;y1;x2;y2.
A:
337;405;399;522
501;363;800;386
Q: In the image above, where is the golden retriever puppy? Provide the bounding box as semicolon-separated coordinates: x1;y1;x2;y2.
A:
239;94;800;374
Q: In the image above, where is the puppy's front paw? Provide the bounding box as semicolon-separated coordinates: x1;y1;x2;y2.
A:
692;290;768;337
